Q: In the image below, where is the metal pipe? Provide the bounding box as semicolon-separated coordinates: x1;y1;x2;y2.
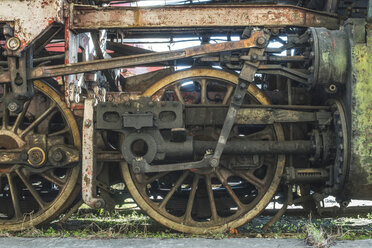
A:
193;140;314;155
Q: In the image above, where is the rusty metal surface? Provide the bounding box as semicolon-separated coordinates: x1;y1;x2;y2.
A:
0;0;64;53
82;98;105;209
0;33;262;83
71;4;340;30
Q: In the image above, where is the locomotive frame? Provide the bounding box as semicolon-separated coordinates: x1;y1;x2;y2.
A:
0;0;371;233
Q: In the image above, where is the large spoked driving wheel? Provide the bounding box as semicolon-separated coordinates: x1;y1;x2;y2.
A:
0;80;80;231
121;68;285;233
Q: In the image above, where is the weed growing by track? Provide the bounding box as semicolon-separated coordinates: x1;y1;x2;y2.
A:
0;207;371;242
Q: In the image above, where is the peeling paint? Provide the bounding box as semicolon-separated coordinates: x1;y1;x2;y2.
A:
350;28;372;187
0;0;64;53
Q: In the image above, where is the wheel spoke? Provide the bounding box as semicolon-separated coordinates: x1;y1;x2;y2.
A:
152;88;166;102
216;170;244;210
159;171;189;209
232;169;265;191
47;127;70;137
245;127;273;140
184;174;199;222
16;169;47;210
200;79;207;104
205;174;218;221
12;100;31;133
222;85;234;105
143;172;169;185
173;84;185;105
6;173;22;219
20;102;56;138
40;171;65;188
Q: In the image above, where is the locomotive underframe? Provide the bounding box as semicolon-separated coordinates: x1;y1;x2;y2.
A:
0;0;371;233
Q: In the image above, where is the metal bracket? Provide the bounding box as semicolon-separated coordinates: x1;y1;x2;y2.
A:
6;49;34;113
82;98;105;209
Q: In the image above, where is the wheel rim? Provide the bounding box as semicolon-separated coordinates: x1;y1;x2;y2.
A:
0;80;80;231
121;68;285;233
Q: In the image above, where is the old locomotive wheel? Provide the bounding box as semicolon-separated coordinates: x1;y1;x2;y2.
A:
121;68;285;233
0;80;80;231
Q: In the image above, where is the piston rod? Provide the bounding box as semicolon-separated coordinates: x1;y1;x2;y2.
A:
193;140;313;155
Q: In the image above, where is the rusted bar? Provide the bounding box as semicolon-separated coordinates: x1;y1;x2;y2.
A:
185;107;329;125
71;4;340;30
82;99;105;209
96;151;123;161
27;32;261;80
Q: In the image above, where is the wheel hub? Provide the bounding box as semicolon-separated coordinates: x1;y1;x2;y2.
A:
0;132;24;173
0;132;25;150
27;147;46;167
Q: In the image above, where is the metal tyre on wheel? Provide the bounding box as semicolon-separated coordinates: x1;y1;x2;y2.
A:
121;68;285;233
0;80;80;231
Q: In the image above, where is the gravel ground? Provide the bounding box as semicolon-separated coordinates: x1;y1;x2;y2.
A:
0;237;371;248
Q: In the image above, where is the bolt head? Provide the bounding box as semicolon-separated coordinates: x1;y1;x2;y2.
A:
6;37;21;51
256;36;266;46
27;147;45;167
7;102;19;112
133;166;141;174
210;158;219;168
52;149;64;162
234;94;242;101
239;82;247;89
84;120;92;127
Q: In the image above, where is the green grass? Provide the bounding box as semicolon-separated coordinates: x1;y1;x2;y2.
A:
0;208;371;241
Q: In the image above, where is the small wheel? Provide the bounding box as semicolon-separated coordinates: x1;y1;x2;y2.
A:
121;68;285;233
0;80;80;231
